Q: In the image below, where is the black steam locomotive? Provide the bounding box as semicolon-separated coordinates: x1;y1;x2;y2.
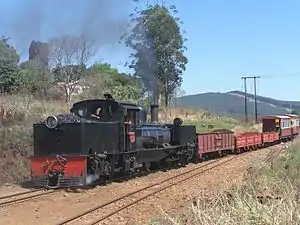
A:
30;94;197;188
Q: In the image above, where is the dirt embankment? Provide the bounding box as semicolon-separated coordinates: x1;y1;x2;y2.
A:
0;143;32;185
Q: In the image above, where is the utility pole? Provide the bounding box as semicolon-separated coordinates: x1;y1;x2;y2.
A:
253;76;259;123
241;77;248;122
241;76;260;123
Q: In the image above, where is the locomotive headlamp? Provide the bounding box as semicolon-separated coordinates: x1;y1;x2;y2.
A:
45;115;58;129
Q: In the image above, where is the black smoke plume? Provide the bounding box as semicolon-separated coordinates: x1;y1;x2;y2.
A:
29;41;49;69
0;0;134;56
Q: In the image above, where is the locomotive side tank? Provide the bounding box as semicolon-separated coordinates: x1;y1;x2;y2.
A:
134;104;171;149
135;124;171;149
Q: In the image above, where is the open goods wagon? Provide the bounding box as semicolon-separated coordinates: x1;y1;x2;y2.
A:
235;132;263;152
197;129;235;158
262;132;279;146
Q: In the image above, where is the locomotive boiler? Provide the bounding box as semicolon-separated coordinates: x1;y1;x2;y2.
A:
135;105;171;149
30;94;198;188
135;123;171;149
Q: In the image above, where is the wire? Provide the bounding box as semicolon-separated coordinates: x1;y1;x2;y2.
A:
260;73;300;79
249;81;254;92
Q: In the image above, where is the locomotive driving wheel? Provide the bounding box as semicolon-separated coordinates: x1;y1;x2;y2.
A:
143;161;151;172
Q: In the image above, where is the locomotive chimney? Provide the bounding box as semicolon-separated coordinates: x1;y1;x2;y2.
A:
150;87;159;123
150;104;159;123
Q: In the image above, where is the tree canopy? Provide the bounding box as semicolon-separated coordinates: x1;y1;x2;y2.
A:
0;34;147;105
89;63;145;104
122;2;188;106
0;37;20;93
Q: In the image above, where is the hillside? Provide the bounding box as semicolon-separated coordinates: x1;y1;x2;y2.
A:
175;91;300;118
229;91;300;109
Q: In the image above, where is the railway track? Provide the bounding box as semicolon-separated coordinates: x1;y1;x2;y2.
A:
0;188;60;207
55;154;243;225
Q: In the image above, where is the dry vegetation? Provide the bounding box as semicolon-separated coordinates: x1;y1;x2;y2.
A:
0;95;69;185
152;140;300;225
160;107;260;133
0;94;254;185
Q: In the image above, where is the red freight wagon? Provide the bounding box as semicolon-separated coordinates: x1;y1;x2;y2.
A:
197;129;235;159
262;115;292;140
262;132;279;145
235;132;263;151
285;114;300;136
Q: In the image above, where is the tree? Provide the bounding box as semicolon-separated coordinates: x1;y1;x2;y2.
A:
122;2;188;107
89;63;145;104
171;86;186;106
17;59;54;97
0;36;20;93
48;34;97;102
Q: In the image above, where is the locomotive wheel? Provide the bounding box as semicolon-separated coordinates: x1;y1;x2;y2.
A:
149;161;160;171
142;162;151;172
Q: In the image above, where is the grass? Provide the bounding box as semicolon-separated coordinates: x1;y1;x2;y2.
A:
0;94;70;184
160;107;260;133
151;139;300;225
0;94;251;185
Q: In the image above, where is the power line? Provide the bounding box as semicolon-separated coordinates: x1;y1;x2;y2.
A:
259;73;300;79
237;73;300;123
241;76;260;123
236;73;300;80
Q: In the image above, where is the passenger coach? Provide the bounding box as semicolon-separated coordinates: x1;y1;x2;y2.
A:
262;115;293;141
285;114;300;136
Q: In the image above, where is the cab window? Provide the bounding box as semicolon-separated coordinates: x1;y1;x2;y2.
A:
71;101;120;121
124;109;136;124
281;120;290;129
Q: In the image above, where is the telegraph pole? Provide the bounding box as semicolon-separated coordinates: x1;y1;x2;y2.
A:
241;77;248;122
241;76;260;123
253;76;259;123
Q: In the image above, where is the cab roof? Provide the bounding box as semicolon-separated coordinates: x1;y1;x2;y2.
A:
71;99;143;111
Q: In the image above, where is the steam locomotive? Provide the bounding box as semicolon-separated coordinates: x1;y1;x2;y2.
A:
30;94;197;188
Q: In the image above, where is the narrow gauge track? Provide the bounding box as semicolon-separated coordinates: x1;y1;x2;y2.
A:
56;154;244;225
264;145;286;164
0;188;60;207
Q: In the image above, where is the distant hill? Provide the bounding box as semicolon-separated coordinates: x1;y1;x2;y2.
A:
174;91;300;118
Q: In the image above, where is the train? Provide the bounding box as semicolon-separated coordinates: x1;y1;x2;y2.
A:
29;94;300;188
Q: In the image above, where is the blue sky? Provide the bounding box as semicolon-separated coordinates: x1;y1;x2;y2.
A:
1;0;300;100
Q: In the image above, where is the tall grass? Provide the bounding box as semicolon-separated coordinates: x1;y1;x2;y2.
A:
155;139;300;225
0;95;70;184
160;107;259;133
